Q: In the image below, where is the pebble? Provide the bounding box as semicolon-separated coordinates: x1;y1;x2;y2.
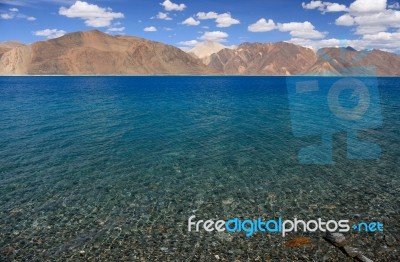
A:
384;234;396;246
356;254;374;262
343;246;360;258
324;232;347;247
222;198;234;205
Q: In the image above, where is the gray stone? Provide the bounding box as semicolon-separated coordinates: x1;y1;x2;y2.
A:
324;232;347;247
343;246;360;258
356;254;374;262
384;234;396;246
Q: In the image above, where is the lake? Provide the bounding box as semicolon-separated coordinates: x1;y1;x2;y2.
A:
0;76;399;261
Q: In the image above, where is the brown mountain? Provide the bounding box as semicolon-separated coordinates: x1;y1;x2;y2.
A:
0;30;215;75
308;47;400;76
0;41;25;57
207;42;317;75
1;31;399;76
207;42;400;76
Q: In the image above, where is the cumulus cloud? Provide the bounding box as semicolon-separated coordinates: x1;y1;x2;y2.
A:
196;12;240;27
153;12;172;20
160;0;186;11
335;14;354;26
248;19;325;39
289;32;400;53
33;29;67;39
199;31;229;42
59;1;124;28
302;1;348;13
349;0;387;14
278;21;326;38
144;26;157;32
182;17;200;26
335;0;400;36
248;18;276;32
9;8;19;12
287;37;342;49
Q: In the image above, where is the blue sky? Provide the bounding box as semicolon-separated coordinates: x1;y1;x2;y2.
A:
0;0;399;52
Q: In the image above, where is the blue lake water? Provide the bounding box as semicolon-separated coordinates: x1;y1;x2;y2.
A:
0;76;399;261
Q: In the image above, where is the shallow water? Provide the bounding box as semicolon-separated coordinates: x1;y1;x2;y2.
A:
0;76;399;261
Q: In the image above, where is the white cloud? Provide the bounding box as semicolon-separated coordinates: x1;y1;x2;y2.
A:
287;37;342;49
199;31;229;42
278;21;326;38
153;12;172;20
59;1;124;28
335;14;355;26
355;25;387;35
107;27;125;32
182;17;200;26
0;8;36;21
164;27;173;31
326;3;348;12
178;40;199;47
160;0;186;11
248;18;324;38
144;26;157;32
335;1;400;36
248;18;276;32
289;32;400;53
349;0;387;14
0;13;14;19
302;1;348;13
196;12;240;27
197;11;218;20
33;29;66;39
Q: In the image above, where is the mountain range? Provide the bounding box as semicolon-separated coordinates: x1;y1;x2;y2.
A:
0;30;399;76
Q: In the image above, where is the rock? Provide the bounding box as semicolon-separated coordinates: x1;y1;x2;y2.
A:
356;254;374;262
343;246;360;257
384;234;396;246
214;255;220;260
222;198;234;205
324;232;347;247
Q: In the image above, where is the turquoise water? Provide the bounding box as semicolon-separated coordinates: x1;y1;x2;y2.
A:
0;77;399;261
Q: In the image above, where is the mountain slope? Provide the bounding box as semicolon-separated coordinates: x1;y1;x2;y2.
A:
1;31;399;76
0;30;216;75
309;47;400;76
188;40;236;65
208;42;317;75
0;41;25;57
208;42;400;76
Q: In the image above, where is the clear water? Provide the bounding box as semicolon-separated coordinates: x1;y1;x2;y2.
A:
0;77;399;261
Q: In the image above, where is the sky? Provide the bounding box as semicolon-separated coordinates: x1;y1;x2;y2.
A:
0;0;399;52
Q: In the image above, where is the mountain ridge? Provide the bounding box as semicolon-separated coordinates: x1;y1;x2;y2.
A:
0;30;399;76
